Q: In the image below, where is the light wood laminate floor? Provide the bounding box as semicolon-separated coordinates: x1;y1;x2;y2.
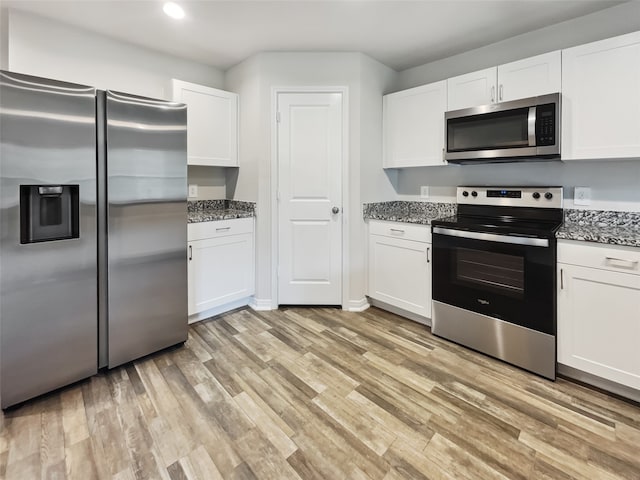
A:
1;307;639;480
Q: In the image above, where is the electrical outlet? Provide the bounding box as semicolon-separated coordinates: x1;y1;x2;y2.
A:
574;186;591;206
420;186;430;199
188;184;198;198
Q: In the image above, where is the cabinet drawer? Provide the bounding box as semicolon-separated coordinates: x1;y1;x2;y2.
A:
188;217;254;241
369;220;431;243
558;240;640;275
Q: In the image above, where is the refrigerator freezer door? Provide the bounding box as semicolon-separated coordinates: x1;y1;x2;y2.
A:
105;90;188;367
0;71;98;408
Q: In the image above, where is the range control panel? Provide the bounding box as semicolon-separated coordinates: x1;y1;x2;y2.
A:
457;187;563;209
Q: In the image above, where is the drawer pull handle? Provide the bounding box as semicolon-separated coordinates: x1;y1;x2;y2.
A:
389;228;405;234
188;245;192;261
605;256;639;268
427;247;430;263
216;227;231;232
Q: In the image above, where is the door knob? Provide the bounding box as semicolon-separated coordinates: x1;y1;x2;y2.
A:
332;207;340;214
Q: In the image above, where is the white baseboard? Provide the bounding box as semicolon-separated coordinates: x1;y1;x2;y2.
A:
558;364;640;404
345;297;370;312
368;297;431;327
249;297;274;311
188;297;251;324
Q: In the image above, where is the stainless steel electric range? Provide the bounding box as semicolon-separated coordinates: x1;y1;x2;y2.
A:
431;186;563;380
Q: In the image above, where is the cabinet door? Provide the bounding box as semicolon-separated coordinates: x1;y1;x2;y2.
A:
562;31;640;160
497;51;561;102
368;234;431;318
172;80;239;166
188;233;254;315
558;263;640;389
447;67;497;111
383;81;447;168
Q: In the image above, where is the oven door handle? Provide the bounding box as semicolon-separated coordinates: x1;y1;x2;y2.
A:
432;227;549;247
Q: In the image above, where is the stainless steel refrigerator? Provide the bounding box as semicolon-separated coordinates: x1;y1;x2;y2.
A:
0;71;188;408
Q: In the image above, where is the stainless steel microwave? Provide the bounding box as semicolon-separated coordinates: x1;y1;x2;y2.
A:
445;93;560;164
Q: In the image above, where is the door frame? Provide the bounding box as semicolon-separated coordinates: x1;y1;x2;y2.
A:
271;86;350;309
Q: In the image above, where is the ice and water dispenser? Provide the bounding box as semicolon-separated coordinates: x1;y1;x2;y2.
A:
20;185;80;244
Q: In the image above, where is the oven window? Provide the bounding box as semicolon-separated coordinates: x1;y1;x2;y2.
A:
455;248;524;297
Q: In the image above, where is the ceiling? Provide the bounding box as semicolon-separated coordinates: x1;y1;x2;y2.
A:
4;0;626;71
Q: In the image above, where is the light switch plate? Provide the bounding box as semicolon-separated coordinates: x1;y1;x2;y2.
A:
574;186;591;206
420;186;430;199
188;184;198;198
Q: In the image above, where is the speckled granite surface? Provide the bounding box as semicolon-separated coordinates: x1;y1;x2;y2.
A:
363;201;456;225
556;209;640;247
188;200;256;223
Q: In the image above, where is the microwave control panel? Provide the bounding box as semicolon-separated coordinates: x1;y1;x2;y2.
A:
536;104;556;146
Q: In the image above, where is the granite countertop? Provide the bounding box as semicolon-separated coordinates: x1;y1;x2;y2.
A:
363;201;456;225
188;199;255;224
363;202;640;248
556;209;640;248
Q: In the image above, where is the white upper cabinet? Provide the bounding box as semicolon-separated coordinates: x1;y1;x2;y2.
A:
172;79;239;167
497;51;561;102
447;51;561;110
562;31;640;160
447;67;496;111
383;80;447;168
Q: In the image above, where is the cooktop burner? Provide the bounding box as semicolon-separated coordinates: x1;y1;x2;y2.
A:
431;186;564;238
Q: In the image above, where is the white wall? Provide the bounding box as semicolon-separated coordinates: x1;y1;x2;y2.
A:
395;160;640;212
0;8;8;70
225;52;397;309
355;56;398;304
391;1;640;212
5;10;224;99
225;56;262;203
360;55;398;203
395;2;640;91
187;166;227;201
5;10;227;200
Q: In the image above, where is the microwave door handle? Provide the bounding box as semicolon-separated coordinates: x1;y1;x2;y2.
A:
528;106;537;147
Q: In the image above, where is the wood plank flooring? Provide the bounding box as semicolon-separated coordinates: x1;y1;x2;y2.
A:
1;306;639;480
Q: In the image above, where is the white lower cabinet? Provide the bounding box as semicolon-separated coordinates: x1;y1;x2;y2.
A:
557;240;640;391
188;218;255;316
368;220;431;319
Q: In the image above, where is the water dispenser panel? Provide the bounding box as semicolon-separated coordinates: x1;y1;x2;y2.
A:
20;185;80;244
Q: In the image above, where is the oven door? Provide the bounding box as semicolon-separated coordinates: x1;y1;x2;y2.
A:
432;227;556;335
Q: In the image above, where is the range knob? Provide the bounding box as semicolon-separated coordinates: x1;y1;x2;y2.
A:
462;191;469;197
471;191;478;197
545;192;553;200
532;192;541;199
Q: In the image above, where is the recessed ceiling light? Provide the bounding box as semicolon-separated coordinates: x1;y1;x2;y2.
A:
163;2;185;20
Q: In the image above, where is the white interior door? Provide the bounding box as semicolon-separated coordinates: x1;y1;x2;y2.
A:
277;92;343;305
